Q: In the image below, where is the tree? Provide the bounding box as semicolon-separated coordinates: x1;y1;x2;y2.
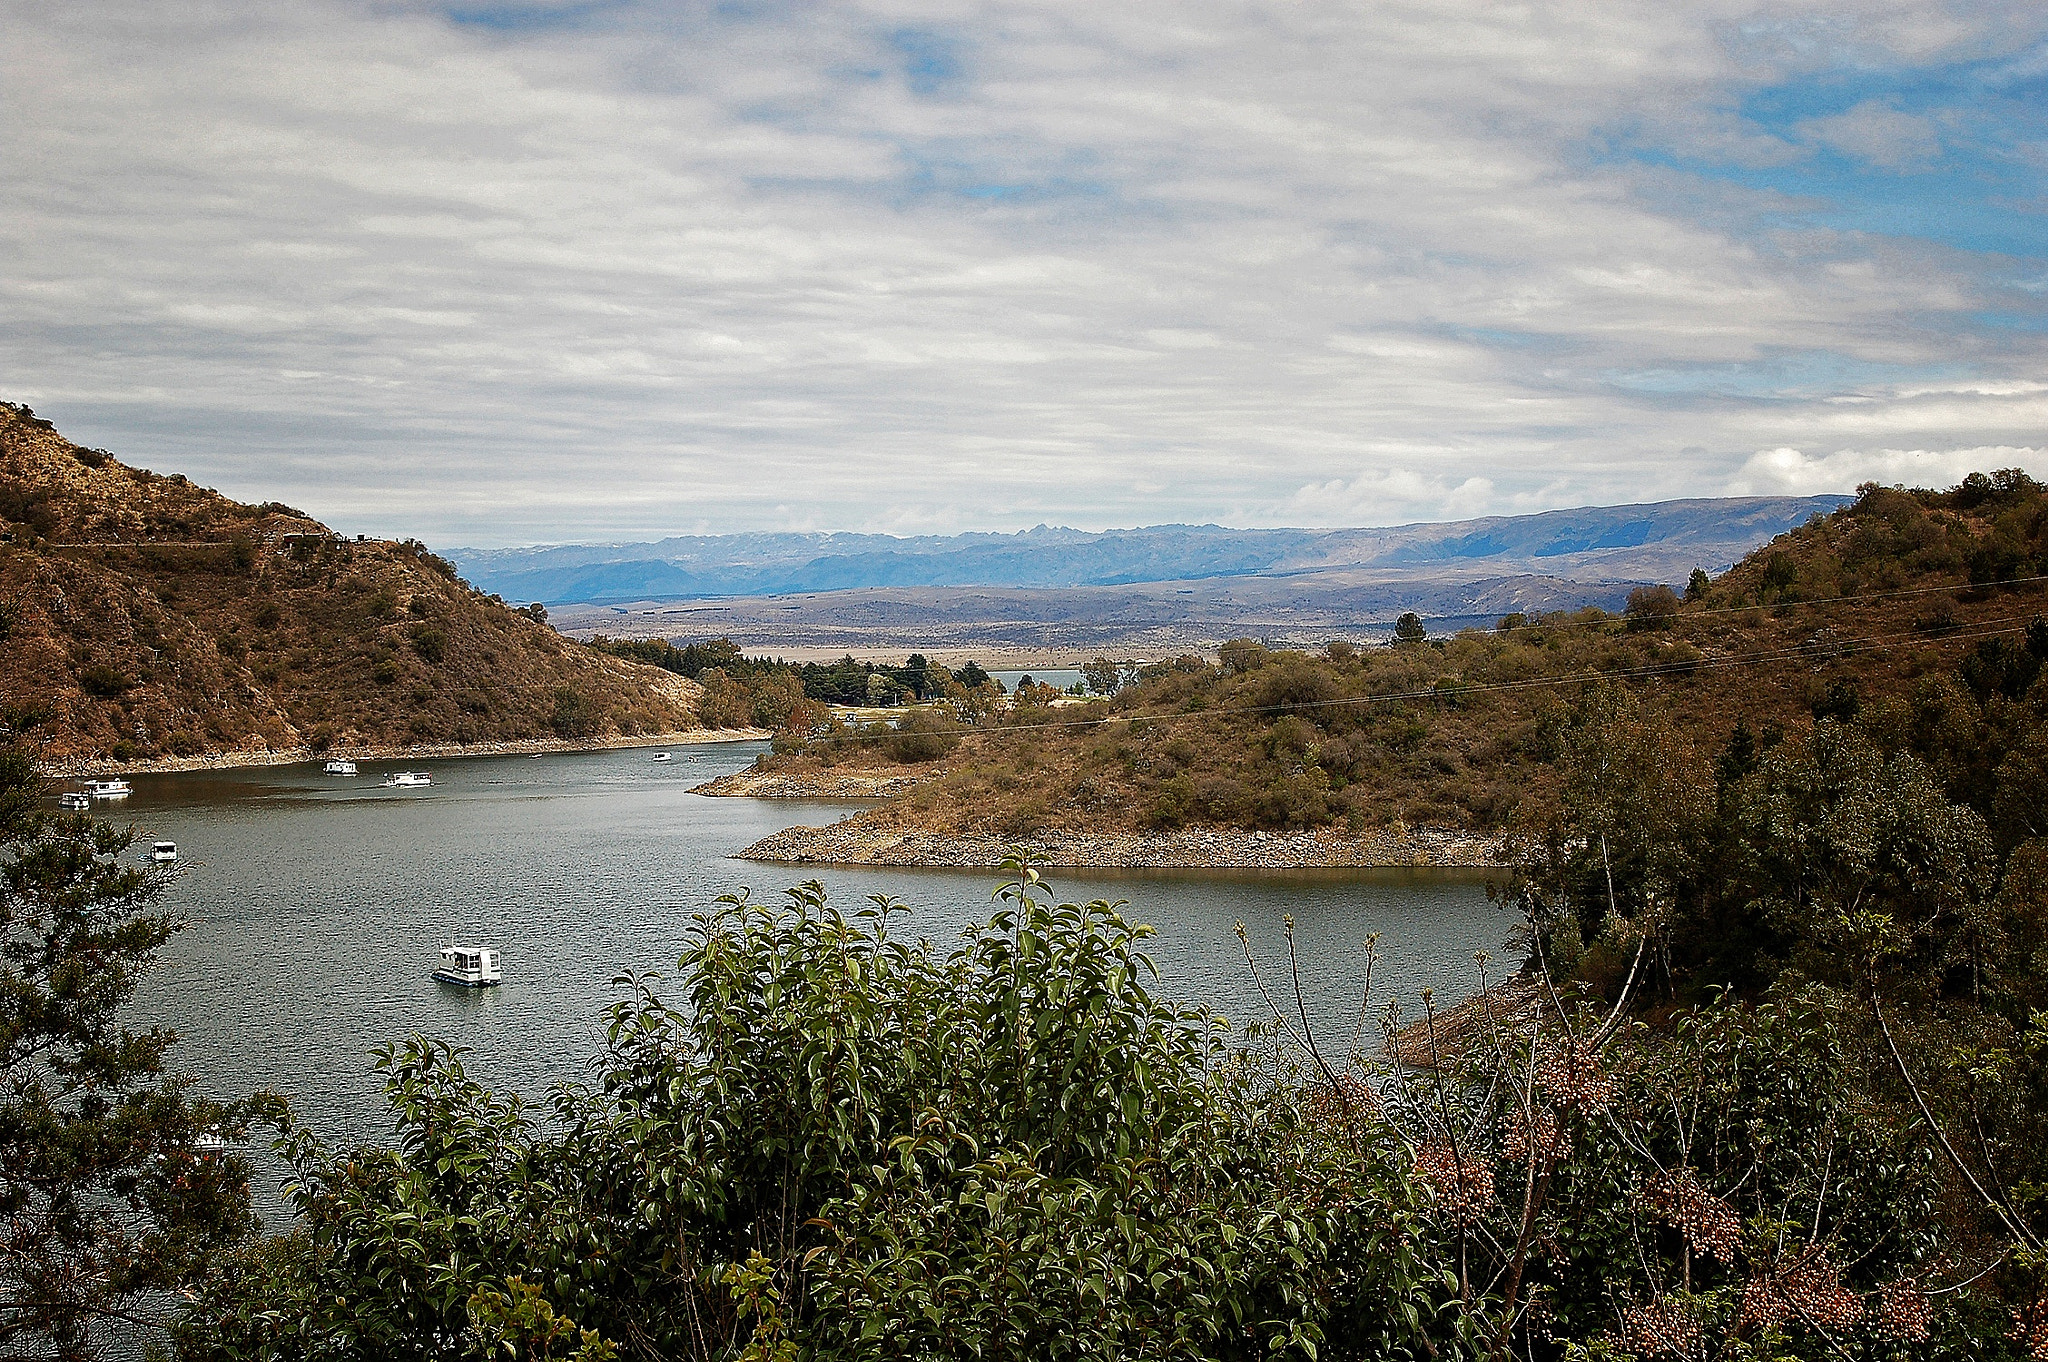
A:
694;669;753;729
1080;656;1123;696
1392;612;1427;646
954;659;990;691
0;734;276;1360
1623;583;1681;631
1685;567;1711;601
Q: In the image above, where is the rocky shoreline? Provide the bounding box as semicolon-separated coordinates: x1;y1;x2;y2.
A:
736;809;1508;870
38;727;771;777
691;766;943;799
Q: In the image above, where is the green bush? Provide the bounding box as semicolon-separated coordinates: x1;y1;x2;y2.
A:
175;870;1445;1360
409;625;447;664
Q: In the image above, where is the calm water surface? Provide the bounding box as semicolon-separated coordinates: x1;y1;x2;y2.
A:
101;743;1513;1172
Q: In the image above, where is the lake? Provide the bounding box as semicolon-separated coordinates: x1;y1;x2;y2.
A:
100;742;1514;1196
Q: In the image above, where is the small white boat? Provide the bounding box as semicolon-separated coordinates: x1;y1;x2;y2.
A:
193;1132;231;1158
324;759;359;776
57;792;91;810
149;841;177;863
433;944;501;987
650;752;672;762
381;771;432;788
85;779;131;799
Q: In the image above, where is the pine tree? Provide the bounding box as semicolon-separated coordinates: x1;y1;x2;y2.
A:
0;733;279;1360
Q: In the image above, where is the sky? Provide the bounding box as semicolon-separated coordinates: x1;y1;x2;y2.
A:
3;0;2044;546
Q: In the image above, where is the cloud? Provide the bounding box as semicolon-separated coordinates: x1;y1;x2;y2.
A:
1281;471;1498;527
0;0;2042;544
1728;444;2048;496
1794;99;1944;168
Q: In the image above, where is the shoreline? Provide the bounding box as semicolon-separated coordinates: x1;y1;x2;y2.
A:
735;810;1509;870
691;767;939;799
36;728;771;778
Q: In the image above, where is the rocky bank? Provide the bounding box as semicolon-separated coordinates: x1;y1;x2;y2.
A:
690;766;942;799
736;809;1507;870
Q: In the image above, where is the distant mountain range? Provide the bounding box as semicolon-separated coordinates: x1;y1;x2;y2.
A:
450;497;1852;607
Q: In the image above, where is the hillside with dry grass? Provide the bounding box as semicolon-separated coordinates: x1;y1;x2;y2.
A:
0;403;714;769
748;470;2048;856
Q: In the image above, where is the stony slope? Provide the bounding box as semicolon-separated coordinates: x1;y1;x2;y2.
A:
0;403;713;769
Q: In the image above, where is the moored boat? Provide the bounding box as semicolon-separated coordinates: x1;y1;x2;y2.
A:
324;759;359;776
149;841;178;862
433;944;501;987
85;778;131;798
381;771;432;788
651;752;672;762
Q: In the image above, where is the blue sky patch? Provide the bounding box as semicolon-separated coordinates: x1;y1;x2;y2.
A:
1611;46;2045;261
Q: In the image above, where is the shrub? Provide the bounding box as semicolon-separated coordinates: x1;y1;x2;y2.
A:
1623;583;1680;631
408;625;446;664
882;709;961;763
549;687;598;738
78;665;131;698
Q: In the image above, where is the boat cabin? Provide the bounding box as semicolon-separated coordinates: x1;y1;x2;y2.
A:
150;841;177;862
433;944;501;987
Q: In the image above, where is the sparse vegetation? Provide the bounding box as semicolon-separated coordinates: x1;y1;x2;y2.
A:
0;405;716;763
751;473;2048;849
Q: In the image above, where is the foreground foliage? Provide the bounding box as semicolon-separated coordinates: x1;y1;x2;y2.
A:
178;871;1451;1361
0;735;275;1359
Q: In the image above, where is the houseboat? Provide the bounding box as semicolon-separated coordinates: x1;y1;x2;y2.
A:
149;841;177;863
324;759;359;776
433;944;501;987
84;779;131;799
57;792;91;810
381;771;432;788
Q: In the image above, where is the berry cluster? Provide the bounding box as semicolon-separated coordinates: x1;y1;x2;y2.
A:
2009;1298;2048;1361
1500;1106;1570;1164
1412;1139;1494;1226
1533;1040;1615;1112
1616;1298;1701;1359
1736;1254;1862;1334
1870;1281;1932;1344
1644;1167;1740;1264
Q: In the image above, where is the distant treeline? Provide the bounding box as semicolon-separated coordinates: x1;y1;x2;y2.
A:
585;635;1000;724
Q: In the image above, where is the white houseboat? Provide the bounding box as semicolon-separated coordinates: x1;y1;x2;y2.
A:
85;778;131;798
324;759;359;776
381;771;432;788
433;945;501;987
149;841;178;863
57;792;91;810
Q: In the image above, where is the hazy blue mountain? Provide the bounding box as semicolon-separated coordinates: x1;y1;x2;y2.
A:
447;496;1849;606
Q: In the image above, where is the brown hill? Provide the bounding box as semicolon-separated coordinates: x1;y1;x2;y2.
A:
0;403;718;770
733;470;2048;863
